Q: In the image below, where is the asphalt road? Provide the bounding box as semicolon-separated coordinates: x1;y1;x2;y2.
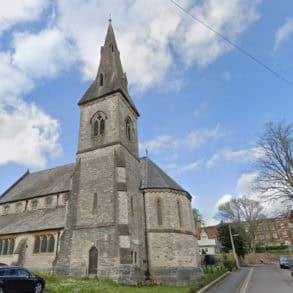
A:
245;264;293;293
206;264;293;293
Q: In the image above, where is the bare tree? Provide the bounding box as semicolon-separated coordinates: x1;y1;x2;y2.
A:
217;197;265;252
256;122;293;203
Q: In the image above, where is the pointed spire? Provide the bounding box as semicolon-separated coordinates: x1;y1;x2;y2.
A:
79;21;138;116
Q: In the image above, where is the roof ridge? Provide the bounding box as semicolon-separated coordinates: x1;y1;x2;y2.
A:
29;162;75;175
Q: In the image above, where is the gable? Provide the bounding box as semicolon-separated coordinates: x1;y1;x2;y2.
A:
0;163;75;204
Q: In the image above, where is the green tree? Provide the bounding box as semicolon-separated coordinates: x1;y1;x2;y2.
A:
192;208;203;228
217;222;248;257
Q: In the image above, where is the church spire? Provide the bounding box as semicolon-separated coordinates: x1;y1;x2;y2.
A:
79;21;138;115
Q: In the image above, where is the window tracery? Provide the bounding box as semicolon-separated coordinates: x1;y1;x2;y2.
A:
91;111;107;137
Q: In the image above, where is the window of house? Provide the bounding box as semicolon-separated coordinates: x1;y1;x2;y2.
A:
157;199;163;226
48;236;55;253
177;200;182;228
8;239;14;255
0;238;14;256
92;112;107;137
100;74;103;86
92;193;98;214
125;117;134;141
41;236;47;253
34;235;55;254
130;197;134;217
2;239;8;255
34;236;40;253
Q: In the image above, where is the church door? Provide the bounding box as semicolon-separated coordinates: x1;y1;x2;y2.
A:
89;246;98;274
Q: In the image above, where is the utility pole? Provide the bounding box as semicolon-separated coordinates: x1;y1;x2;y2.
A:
229;224;240;269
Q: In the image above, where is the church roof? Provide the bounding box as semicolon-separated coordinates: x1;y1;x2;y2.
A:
78;21;139;116
0;207;65;235
140;157;188;194
0;163;75;204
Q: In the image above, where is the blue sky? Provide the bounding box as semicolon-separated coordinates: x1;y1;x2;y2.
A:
0;0;292;224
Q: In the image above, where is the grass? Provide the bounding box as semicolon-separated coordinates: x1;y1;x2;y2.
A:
40;267;227;293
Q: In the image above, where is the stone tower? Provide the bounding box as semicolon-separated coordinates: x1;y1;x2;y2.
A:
54;21;147;283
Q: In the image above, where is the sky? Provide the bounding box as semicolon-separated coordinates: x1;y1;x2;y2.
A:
0;0;292;225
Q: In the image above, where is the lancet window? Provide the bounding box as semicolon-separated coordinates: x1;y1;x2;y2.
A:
91;111;107;137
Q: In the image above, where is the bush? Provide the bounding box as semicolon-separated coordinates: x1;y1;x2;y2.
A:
222;256;236;271
256;245;288;252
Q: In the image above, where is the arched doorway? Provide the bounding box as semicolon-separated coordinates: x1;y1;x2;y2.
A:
88;246;98;275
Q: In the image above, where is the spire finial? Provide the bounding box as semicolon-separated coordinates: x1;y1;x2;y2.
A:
109;14;112;22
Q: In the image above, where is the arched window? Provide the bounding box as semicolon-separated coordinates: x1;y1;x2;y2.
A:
130;197;134;217
34;236;40;253
40;236;47;253
100;74;103;86
91;112;107;137
125;117;134;141
9;239;15;254
3;239;8;255
177;200;182;228
94;120;99;136
92;193;98;214
157;199;163;226
48;236;55;253
31;200;38;208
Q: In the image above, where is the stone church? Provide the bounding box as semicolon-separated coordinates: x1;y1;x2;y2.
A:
0;22;203;285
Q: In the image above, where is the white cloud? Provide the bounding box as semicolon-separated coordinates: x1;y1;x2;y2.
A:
236;172;259;196
12;28;77;79
0;97;62;168
165;160;202;176
204;218;220;227
140;124;222;155
216;194;233;209
274;18;293;51
4;0;261;92
0;50;62;169
0;0;48;35
206;147;262;168
173;0;261;67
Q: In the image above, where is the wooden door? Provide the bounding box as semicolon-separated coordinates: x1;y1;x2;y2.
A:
89;246;98;274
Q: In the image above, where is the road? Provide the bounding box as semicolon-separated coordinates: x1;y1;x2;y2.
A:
245;264;293;293
205;264;293;293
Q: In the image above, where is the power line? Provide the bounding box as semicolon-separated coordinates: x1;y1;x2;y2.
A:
170;0;293;87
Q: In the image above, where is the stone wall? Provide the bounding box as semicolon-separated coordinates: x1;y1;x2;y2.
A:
0;231;60;273
144;189;203;285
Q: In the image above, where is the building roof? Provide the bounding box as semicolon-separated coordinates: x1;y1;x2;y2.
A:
78;22;139;116
0;163;75;204
140;157;188;194
196;226;217;240
0;207;66;235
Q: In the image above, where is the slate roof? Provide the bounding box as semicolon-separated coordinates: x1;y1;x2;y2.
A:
140;157;187;193
0;207;66;235
78;22;139;116
0;163;75;204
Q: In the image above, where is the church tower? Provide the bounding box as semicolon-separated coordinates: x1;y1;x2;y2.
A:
54;21;147;283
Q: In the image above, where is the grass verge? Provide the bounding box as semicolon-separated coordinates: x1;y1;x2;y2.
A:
40;268;227;293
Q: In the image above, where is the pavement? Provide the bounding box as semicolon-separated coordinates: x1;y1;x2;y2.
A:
205;264;293;293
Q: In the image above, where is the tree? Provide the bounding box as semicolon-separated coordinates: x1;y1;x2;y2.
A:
217;222;248;257
217;197;265;252
256;122;293;203
192;208;203;228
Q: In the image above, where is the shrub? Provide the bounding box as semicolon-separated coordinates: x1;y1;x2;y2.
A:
223;259;236;271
